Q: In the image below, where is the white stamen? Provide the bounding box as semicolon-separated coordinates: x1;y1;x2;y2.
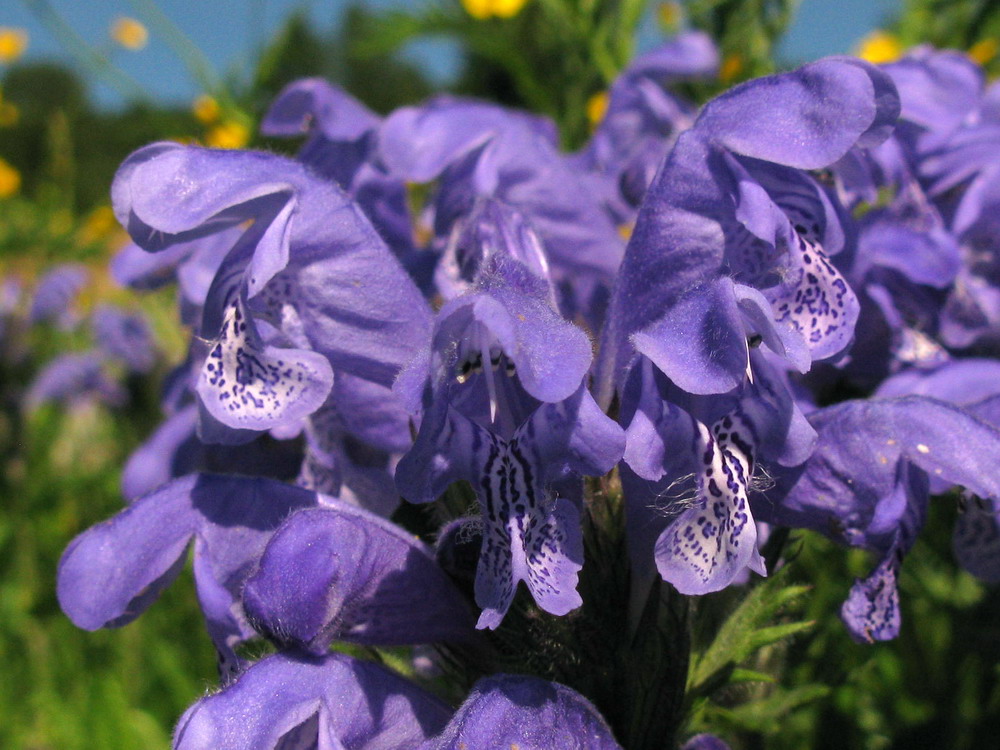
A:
481;339;498;423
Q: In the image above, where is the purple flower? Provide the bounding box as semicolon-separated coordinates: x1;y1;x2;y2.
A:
58;474;321;678
601;58;895;594
378;96;625;320
262;78;414;260
25;352;125;410
762;396;1000;641
29;264;87;327
875;360;1000;583
173;652;452;750
174;654;622;750
395;247;623;627
91;304;156;373
598;56;899;404
619;351;814;594
112;143;431;440
241;505;478;652
421;674;622;749
577;31;718;220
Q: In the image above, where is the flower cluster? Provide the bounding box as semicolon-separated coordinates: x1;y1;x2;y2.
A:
57;34;1000;748
1;264;157;412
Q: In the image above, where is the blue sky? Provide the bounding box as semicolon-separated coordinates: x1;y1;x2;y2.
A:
3;0;900;110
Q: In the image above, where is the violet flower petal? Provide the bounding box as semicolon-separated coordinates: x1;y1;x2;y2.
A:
58;474;319;667
767;397;1000;549
261;78;379;142
420;674;621;750
698;58;898;168
242;505;477;653
91;304;156;373
840;547;902;643
174;652;451;750
29;264;87;324
631;277;749;395
114;143;431;387
379;97;558;183
681;735;732;750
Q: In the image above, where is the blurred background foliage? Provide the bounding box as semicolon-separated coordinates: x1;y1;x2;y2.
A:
2;1;1000;748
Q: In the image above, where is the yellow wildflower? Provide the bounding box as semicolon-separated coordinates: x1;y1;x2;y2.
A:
77;205;119;246
192;94;221;124
586;91;609;129
0;27;28;64
461;0;531;21
719;53;743;84
969;38;999;66
205;120;251;149
0;158;21;198
856;30;902;65
110;17;149;51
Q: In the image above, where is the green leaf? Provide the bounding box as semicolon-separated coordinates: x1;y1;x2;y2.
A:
748;620;817;652
729;668;777;685
688;568;813;697
709;684;832;734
